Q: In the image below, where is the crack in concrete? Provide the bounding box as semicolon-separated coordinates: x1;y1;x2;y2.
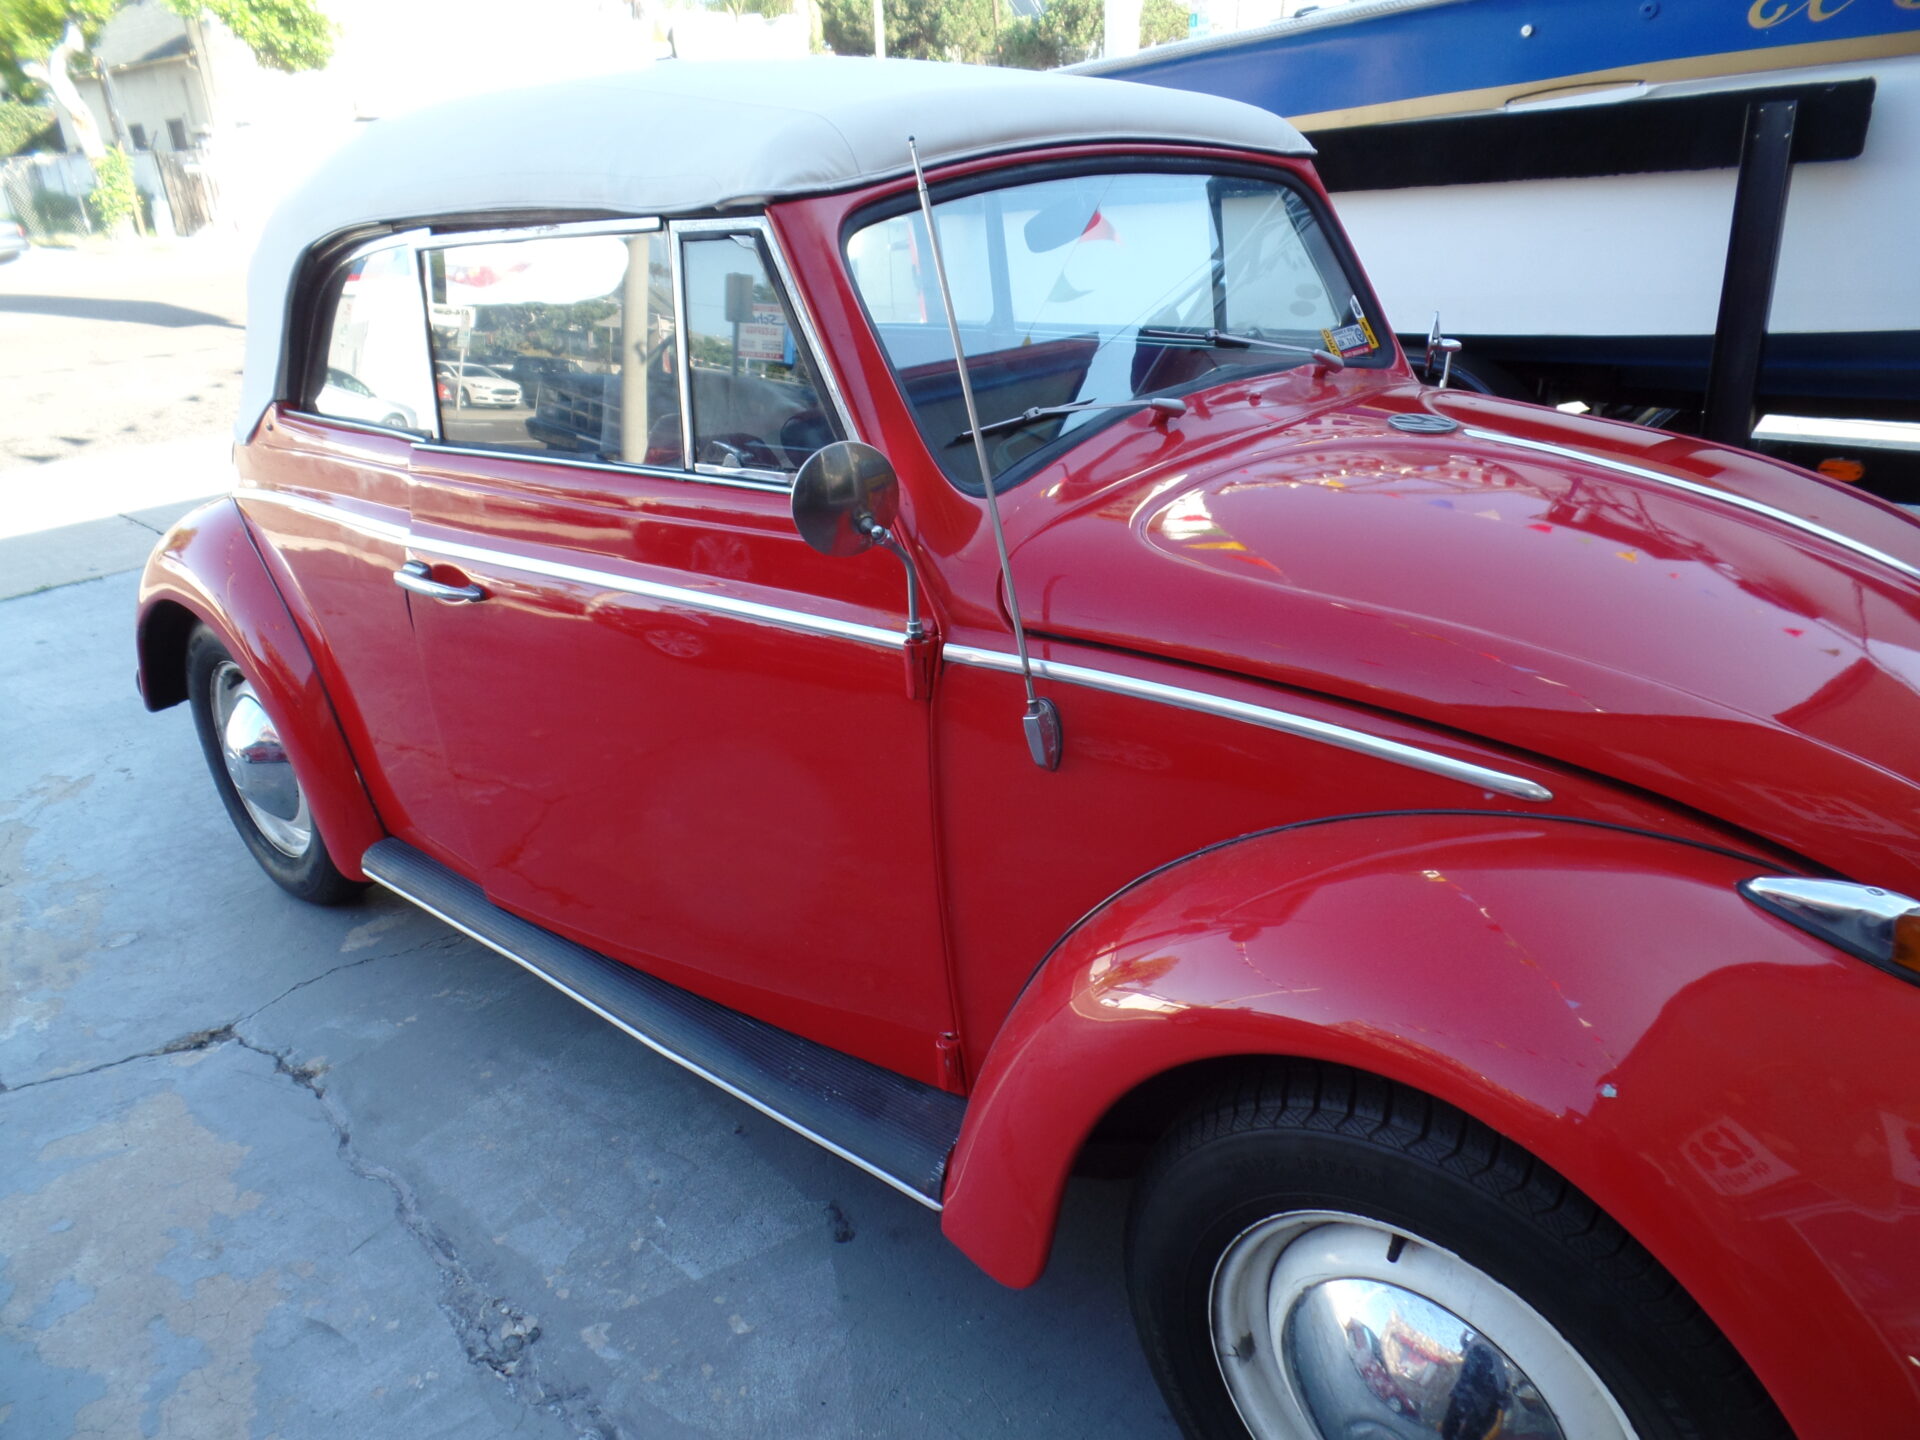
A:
226;1030;624;1440
3;925;620;1434
0;1024;235;1094
0;935;452;1093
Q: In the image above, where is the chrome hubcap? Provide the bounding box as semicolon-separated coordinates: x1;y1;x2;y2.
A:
210;661;311;857
1210;1212;1636;1440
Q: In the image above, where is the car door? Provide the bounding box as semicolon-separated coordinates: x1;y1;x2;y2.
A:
239;237;476;871
402;218;956;1087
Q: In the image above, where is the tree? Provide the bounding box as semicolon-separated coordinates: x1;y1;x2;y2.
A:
821;0;995;63
994;0;1099;69
1;0;332;158
1139;0;1186;49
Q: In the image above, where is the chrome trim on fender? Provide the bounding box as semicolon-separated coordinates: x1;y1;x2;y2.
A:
943;644;1555;801
239;486;907;648
362;868;945;1212
1464;428;1920;585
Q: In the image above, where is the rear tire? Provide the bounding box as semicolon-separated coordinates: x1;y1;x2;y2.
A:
1126;1062;1789;1440
185;624;364;906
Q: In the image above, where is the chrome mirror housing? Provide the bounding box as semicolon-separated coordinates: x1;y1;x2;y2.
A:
792;441;901;558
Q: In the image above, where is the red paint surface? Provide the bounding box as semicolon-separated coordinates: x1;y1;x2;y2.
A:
142;140;1920;1430
136;496;386;878
940;813;1920;1434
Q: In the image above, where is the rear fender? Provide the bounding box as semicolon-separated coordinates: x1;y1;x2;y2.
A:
941;812;1920;1433
136;498;384;878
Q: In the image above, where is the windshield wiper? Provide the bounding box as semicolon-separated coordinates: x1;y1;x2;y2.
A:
1138;326;1345;370
953;395;1188;447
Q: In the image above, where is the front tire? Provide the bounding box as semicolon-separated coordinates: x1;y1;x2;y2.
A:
185;625;364;906
1126;1063;1788;1440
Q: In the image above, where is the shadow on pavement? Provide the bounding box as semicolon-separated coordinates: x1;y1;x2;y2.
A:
0;294;240;329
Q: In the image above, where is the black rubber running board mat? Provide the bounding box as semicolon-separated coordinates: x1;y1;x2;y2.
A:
363;838;965;1207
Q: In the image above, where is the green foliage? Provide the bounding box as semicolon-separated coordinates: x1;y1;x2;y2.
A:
86;141;137;229
0;0;115;98
0;97;56;153
1;0;331;96
181;0;332;72
822;0;997;63
1139;0;1187;48
702;0;793;15
994;0;1099;69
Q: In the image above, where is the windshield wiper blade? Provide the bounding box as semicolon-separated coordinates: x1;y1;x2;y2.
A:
953;395;1188;447
1138;326;1345;369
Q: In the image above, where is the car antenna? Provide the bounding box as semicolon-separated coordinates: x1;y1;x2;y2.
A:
907;135;1062;772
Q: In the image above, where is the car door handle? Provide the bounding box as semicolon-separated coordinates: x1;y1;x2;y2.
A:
393;559;486;604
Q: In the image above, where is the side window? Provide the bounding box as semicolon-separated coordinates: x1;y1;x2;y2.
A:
681;234;841;480
308;244;436;435
423;230;682;468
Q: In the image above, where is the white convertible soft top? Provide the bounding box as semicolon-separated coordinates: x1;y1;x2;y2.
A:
240;58;1311;440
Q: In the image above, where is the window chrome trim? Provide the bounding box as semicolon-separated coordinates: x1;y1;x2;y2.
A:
415;215;662;250
362;864;944;1211
280;409;432;445
691;460;792;489
669;221;695;470
238;485;906;648
306;229;444;443
671;215;862;447
1464;428;1920;586
943;643;1555;802
411;442;791;494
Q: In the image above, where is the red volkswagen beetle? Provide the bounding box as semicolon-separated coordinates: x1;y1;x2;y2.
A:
135;59;1919;1440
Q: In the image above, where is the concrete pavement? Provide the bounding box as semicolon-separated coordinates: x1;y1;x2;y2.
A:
0;433;227;599
0;547;1176;1439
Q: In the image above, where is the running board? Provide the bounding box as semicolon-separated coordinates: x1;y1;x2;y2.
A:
361;839;965;1209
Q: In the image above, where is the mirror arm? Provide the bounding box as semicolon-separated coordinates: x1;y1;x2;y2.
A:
860;519;925;642
862;518;935;700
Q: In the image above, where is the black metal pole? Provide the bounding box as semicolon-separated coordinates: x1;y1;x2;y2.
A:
1702;98;1798;447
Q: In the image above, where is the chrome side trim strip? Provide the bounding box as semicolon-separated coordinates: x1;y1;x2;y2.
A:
362;868;944;1212
410;532;906;647
944;644;1555;802
1464;428;1920;586
240;486;906;648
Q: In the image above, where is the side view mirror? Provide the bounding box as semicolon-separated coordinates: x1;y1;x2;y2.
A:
792;441;901;557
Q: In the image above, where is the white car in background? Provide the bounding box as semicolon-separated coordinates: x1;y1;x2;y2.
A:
313;367;420;431
436;362;523;408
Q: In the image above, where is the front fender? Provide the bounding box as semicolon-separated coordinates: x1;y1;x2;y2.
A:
941;812;1920;1435
136;498;385;879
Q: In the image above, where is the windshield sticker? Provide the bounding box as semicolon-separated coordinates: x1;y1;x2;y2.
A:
1349;294;1366;322
1322;317;1378;358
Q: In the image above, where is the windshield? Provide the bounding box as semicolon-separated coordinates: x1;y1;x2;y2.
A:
847;167;1385;491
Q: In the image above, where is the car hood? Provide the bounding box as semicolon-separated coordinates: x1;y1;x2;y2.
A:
1012;383;1920;884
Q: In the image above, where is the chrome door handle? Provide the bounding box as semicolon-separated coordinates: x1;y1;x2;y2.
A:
393;559;485;604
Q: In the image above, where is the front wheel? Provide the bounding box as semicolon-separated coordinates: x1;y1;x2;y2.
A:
1126;1063;1788;1440
185;625;364;906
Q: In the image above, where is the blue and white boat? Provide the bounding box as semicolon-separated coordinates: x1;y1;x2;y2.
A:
1081;0;1920;421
